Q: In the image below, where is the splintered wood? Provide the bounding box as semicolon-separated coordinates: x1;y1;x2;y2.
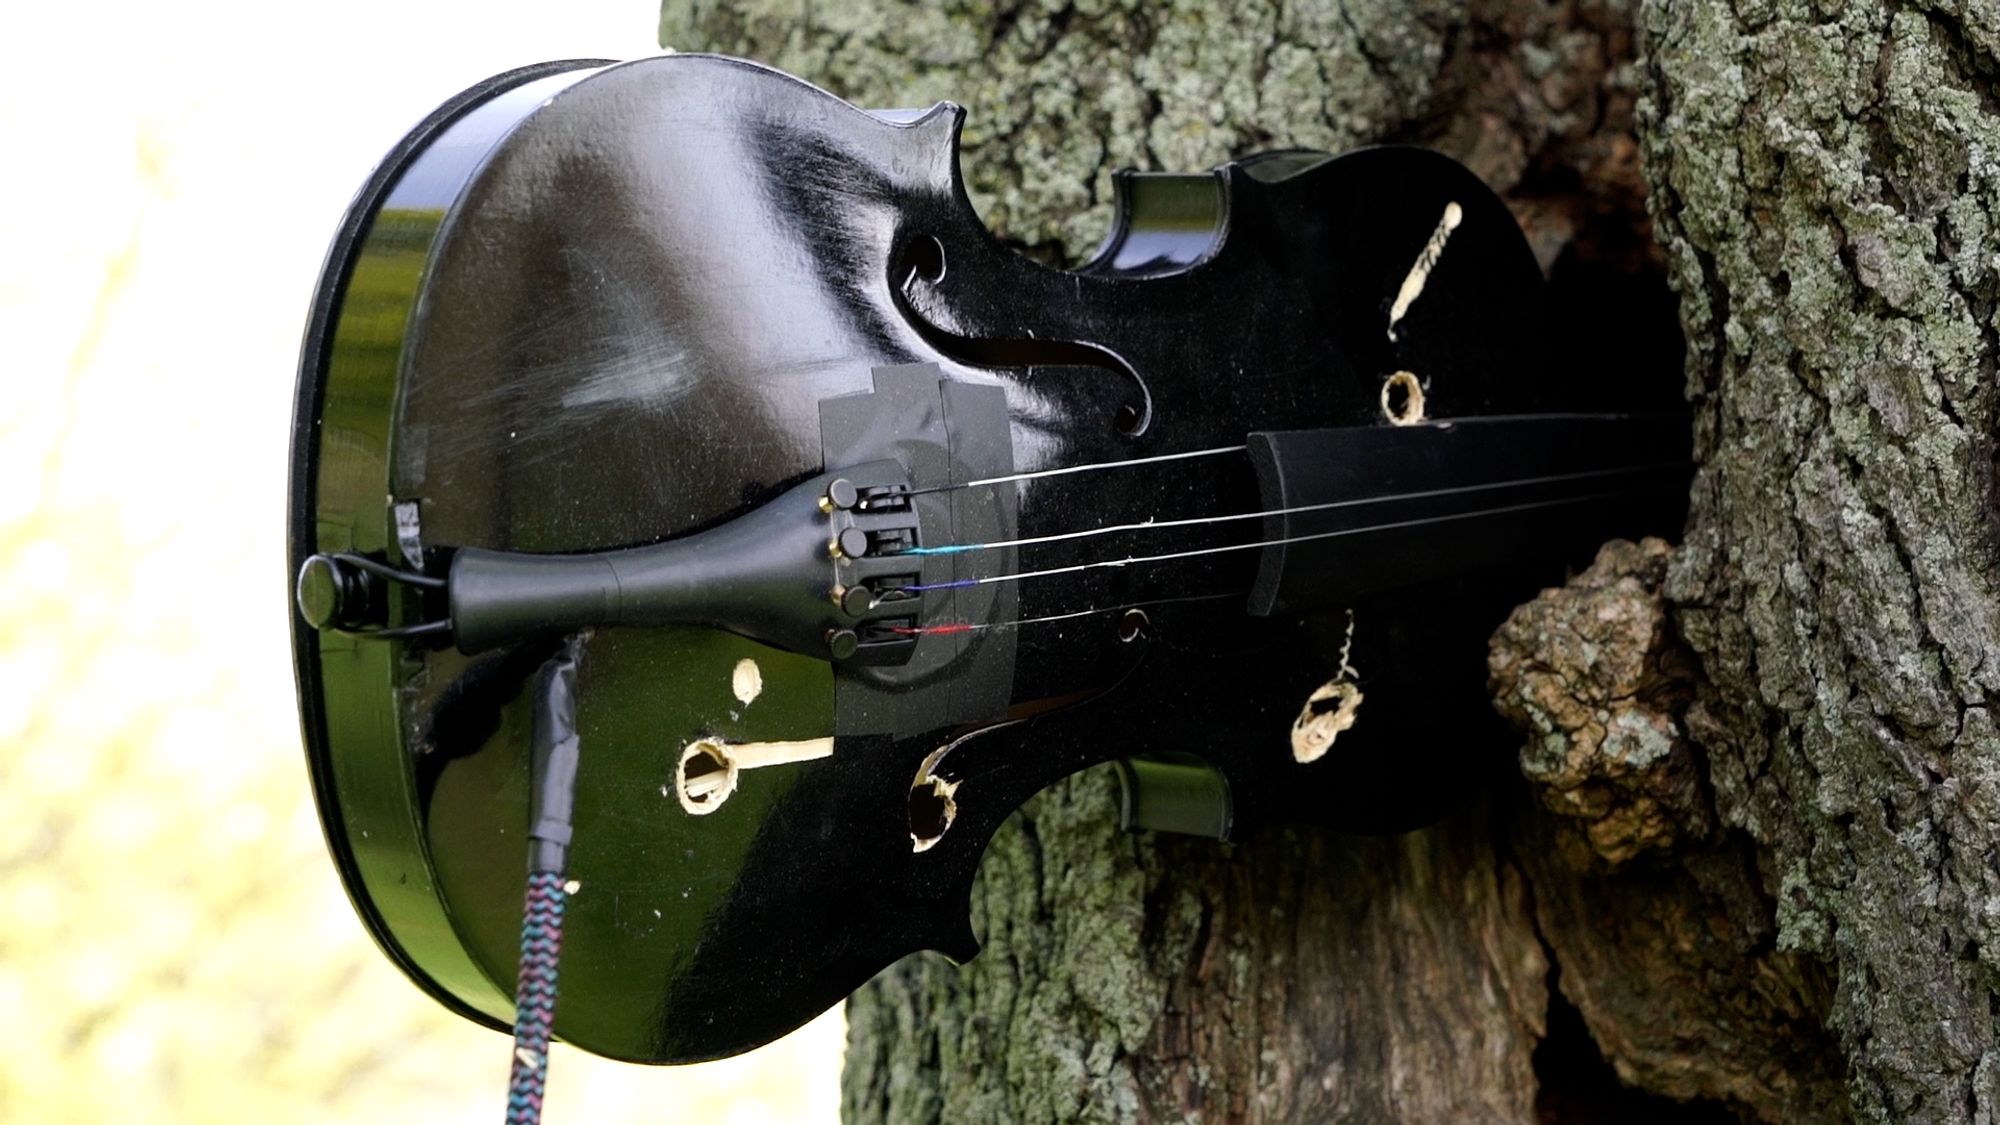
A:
675;737;834;815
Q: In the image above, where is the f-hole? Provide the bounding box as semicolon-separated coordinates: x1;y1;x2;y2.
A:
892;233;1153;435
898;235;947;284
1116;608;1149;643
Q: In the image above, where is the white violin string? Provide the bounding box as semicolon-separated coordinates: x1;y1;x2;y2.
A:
958;590;1244;632
907;461;1685;557
905;488;1646;593
901;444;1247;497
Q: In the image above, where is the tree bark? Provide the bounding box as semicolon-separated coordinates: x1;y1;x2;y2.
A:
659;2;1998;1120
1640;3;2000;1119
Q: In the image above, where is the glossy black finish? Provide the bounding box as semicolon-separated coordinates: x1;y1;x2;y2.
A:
290;60;613;1032
1245;414;1691;613
291;55;1686;1063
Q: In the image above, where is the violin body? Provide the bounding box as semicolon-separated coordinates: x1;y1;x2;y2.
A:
291;56;1683;1062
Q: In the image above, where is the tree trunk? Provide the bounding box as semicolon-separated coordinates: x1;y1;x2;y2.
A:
660;2;1998;1120
1639;3;2000;1119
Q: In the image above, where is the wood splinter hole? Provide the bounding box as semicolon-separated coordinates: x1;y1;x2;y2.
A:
1381;371;1425;426
674;736;835;816
677;739;737;815
1292;680;1364;764
909;775;959;853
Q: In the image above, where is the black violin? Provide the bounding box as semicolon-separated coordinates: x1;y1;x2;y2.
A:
290;55;1686;1065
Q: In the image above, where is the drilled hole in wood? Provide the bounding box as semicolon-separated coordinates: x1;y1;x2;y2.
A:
1380;370;1425;426
676;739;738;815
908;775;959;853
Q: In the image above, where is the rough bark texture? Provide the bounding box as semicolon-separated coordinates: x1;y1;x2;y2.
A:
841;783;1550;1122
1642;2;2000;1120
1492;539;1850;1119
660;1;1999;1120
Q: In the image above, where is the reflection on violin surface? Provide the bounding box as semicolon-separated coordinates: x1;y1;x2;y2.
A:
291;54;1689;1065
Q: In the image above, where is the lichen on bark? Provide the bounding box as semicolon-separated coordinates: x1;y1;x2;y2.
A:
840;773;1552;1123
660;0;1649;269
1642;2;2000;1118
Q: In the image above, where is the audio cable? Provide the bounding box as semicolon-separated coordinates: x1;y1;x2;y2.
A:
505;635;585;1125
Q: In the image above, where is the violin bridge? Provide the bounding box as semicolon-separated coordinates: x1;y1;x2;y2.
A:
818;363;1018;737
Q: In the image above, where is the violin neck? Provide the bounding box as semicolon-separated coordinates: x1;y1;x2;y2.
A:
1246;414;1691;615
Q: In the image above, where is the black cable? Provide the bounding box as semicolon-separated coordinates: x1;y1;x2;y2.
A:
361;619;453;640
329;551;446;589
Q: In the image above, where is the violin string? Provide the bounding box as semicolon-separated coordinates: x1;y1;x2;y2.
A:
902;462;1684;557
900;444;1247;498
890;590;1246;636
898;488;1643;594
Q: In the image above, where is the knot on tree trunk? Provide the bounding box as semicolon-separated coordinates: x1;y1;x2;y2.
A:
1490;539;1850;1120
1489;537;1707;867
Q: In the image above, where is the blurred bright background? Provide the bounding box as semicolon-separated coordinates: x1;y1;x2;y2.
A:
0;2;842;1120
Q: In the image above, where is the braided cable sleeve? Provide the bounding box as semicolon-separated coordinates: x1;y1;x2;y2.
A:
504;871;568;1125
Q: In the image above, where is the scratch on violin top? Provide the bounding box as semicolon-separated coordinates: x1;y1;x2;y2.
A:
556;346;697;411
1386;202;1462;343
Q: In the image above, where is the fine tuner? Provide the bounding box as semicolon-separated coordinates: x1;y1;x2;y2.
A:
287;53;1689;1088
